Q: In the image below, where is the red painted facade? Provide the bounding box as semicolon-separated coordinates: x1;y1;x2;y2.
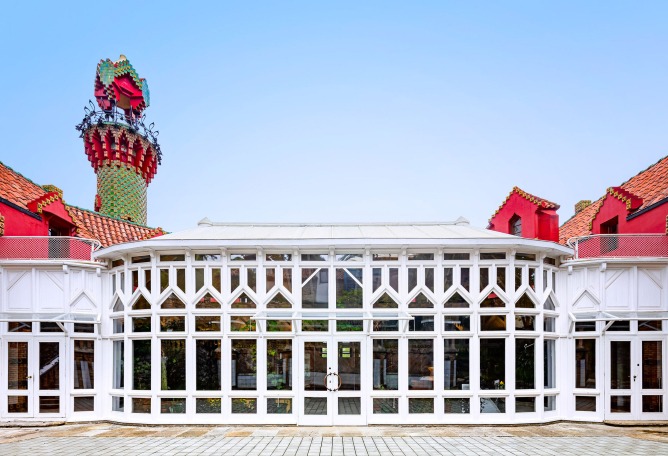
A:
488;187;560;242
590;189;667;235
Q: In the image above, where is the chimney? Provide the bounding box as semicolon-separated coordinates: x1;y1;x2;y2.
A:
575;200;592;214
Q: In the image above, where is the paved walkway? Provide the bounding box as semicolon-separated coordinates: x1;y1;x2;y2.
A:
0;422;666;455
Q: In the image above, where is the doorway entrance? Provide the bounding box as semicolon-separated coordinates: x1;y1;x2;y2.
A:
299;336;366;425
4;338;64;418
606;335;665;419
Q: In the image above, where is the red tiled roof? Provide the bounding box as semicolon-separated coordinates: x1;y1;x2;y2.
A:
0;161;48;209
0;161;165;247
559;155;668;244
67;206;166;248
489;186;559;222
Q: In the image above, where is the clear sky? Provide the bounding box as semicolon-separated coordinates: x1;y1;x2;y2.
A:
1;1;667;232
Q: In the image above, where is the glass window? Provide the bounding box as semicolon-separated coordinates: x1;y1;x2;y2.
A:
443;253;470;261
111;259;124;268
112;298;123;313
283;268;293;292
196;292;220;309
444;398;470;414
496;267;506;290
544;340;556;388
407;268;417;291
425;268;434;292
74;323;94;333
444;315;470;332
231;340;257;390
409;292;433;308
642;341;662;390
515;338;535;389
176;269;186;292
336;253;363;261
132;294;151;310
132;270;139;292
529;268;536;290
516;397;535;413
230;268;240;292
40;322;63;333
444;339;469;390
302;320;328;332
195;316;221;332
373;253;398;261
444;268;454;290
196;340;221;390
160;254;184;262
113;341;124;389
575;396;596;412
161;398;186;414
481;397;506;413
409;315;434;332
132;340;151;390
132;317;151;332
230;316;256;332
544;296;556;311
373;339;398;390
407;253;434;261
479;268;489;292
231;292;256;309
444;292;468;308
302;268;328;308
389;268;399;292
247;268;257;292
161;340;186;390
373;398;399;414
196;398;221;413
408;339;433;390
575;321;596;332
480;338;505;390
195;253;221;261
160;316;185;332
544;317;556;332
639;320;663;331
144;270;152;292
73;340;95;389
301;254;327;261
73;397;94;412
265;253;292;262
607;321;630;331
132;398;151;413
480;292;504;308
480;252;506;260
267;398;292;414
230;253;257;261
266;268;276;291
195;268;204;291
267;292;291;308
232;398;257;413
372;268;382;292
515;267;522;291
515;253;535;261
575;339;596;388
409;398;434;413
336;268;363;308
132;255;151;263
159;269;168;292
515;315;535;331
8;322;32;332
212;268;222;292
267;340;292;390
544;395;557;411
267;320;293;332
515;293;535;309
480;315;506;331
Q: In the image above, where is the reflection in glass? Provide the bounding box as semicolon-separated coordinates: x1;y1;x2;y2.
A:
642;341;662;389
373;339;399;390
544;340;556;388
444;315;470;332
195;316;221;332
444;268;453;290
515;339;535;389
409;398;433;413
8;396;28;413
113;340;124;389
112;396;124;412
481;292;504;308
480;338;505;390
267;398;292;414
133;317;151;332
132;397;151;413
267;339;292;390
196;398;221;413
610;341;631;389
196;340;221;390
231;398;257;413
444;339;469;390
8;342;28;390
611;396;631;413
515;397;535;413
8;322;32;332
338;342;361;391
39;396;60;413
231;292;256;308
338;397;361;415
480;315;506;331
39;342;59;390
230;316;256;332
302;269;328;308
407;268;417;291
481;397;505;413
373;293;399;331
408;339;433;390
231;339;256;390
133;340;151;390
515;315;535;331
161;398;186;413
409;315;435;331
73;340;94;389
643;395;663;413
575;396;596;411
444;398;470;414
409;292;433;308
304;397;327;415
302;320;328;331
304;342;327;391
373;398;399;414
161;340;186;390
336;268;363;308
160;316;185;332
444;292;468;308
575;339;596;388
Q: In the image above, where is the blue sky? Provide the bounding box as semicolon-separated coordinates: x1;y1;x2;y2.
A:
1;2;667;232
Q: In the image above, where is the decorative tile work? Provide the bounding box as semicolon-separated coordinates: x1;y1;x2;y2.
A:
96;164;148;225
0;213;4;236
489;186;559;222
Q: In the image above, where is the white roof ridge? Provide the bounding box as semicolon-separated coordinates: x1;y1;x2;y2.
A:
199;221;466;227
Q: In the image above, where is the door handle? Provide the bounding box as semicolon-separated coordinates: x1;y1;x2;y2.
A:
25;375;32;380
633;375;637;382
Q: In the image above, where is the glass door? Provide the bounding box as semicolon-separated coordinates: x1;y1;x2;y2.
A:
299;337;366;425
5;338;64;418
606;336;666;420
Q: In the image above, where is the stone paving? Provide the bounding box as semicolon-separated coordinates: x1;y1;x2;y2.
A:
0;422;666;455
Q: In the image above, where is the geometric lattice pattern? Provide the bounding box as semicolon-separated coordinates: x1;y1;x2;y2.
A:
97;163;147;225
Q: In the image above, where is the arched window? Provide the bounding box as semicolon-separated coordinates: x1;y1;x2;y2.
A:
509;215;522;237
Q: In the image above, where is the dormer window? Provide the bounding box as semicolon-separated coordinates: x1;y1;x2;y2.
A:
509;215;522;237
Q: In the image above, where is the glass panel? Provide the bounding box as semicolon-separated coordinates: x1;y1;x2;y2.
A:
575;321;596;332
515;267;522;290
444;339;469;390
283;268;293;292
516;397;535;413
575;396;596;412
575;339;596;388
642;341;662;389
176;269;186;292
389;268;399;292
7;396;28;413
230;253;257;261
40;322;63;333
515;294;534;309
408;339;433;390
544;395;556;411
529;268;536;290
639;320;663;331
195;316;221;331
642;395;663;413
336;253;364;262
8;322;32;333
230;315;256;332
267;339;292;390
230;268;240;292
266;253;292;262
409;398;433;413
302;269;328;308
480;315;506;331
444;398;470;414
481;252;506;260
195;253;221;261
407;268;417;291
212;268;222;292
160;316;185;332
444;315;470;331
425;268;434;292
132;317;151;332
336;320;363;332
267;398;292;414
196;398;221;413
304;397;327;415
373;253;398;261
373;339;398;390
336;269;363;309
610;341;631;389
74;323;94;333
266;268;276;291
515;338;535;389
196;292;220;309
372;268;382;292
544;317;556;332
195;268;204;291
480;292;504;308
461;268;470;292
544;296;556;311
515;315;535;331
112;396;124;412
8;342;28;390
39;396;60;413
161;340;186;390
160;269;168;292
444;268;454;290
444;292;468;308
113;341;124;389
444;253;470;261
611;396;631;413
196;340;221;390
39;342;59;390
480;268;489;291
231;293;256;309
497;267;506;291
73;340;94;389
247;268;257;292
409;292;433;309
544;340;556;388
409;315;435;331
304;342;327;391
160;254;184;262
161;293;185;309
481;397;505;413
132;270;139;292
515;253;535;261
161;398;186;413
480;338;505;390
231;340;256;390
301;254;327;261
132;294;151;310
338;342;361;391
132;397;151;413
607;321;630;331
338;397;361;415
373;398;399;414
133;340;151;390
132;255;151;264
302;320;328;331
267;293;291;308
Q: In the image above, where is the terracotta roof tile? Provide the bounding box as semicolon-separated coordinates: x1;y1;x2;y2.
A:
559;155;668;244
0;161;48;209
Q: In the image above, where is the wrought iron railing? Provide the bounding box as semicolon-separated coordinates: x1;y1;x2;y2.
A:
568;234;668;259
0;237;102;261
